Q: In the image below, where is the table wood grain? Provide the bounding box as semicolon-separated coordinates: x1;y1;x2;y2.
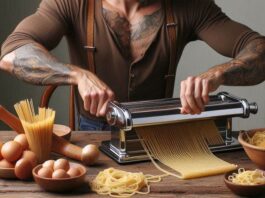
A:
0;131;259;198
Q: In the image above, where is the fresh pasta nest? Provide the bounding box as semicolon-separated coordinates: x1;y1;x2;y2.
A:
91;168;164;198
246;131;265;148
228;168;265;185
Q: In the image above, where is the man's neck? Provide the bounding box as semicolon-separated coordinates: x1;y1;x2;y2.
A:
104;0;156;18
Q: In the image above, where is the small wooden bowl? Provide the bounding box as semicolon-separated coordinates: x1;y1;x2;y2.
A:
53;124;72;140
238;128;265;169
224;169;265;196
33;162;87;192
0;167;16;179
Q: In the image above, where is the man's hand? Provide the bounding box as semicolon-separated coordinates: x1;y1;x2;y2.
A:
180;39;265;115
77;71;115;117
180;71;223;115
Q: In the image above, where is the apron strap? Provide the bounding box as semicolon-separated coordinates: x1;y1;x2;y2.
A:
85;0;96;73
165;0;177;98
73;0;96;130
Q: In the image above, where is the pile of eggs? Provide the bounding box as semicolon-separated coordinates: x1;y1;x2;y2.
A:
38;159;81;179
0;134;37;180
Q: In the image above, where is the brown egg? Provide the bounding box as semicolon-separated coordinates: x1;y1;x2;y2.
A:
0;159;14;168
0;142;3;160
81;144;100;165
1;141;23;162
21;150;37;167
67;167;81;177
52;169;70;179
14;134;29;150
37;167;53;178
54;159;70;171
14;158;33;180
42;160;55;170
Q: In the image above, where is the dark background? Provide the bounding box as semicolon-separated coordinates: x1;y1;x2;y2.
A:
0;0;70;129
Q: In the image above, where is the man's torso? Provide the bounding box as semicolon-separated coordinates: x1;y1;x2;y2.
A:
102;0;164;62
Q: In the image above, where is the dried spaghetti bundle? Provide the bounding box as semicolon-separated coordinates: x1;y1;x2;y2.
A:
14;99;55;163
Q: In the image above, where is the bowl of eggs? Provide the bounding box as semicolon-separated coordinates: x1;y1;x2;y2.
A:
0;134;37;180
238;128;265;169
33;158;87;192
224;168;265;196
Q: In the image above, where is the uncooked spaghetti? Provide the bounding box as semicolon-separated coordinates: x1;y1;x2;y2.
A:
228;168;265;185
91;167;166;198
136;120;237;179
14;99;55;163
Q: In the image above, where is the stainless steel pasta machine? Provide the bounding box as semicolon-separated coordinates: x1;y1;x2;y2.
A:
100;92;258;164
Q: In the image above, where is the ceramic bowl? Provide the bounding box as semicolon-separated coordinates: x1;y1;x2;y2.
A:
33;162;87;192
224;169;265;196
53;124;72;140
0;167;16;179
238;128;265;169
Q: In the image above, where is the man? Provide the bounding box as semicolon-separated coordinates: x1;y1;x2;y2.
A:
0;0;265;130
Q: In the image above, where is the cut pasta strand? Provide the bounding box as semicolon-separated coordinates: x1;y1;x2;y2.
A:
136;120;237;179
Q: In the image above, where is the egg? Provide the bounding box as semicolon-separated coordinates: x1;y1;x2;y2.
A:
42;160;55;170
14;134;29;150
54;159;70;171
81;144;100;165
0;142;3;160
37;167;53;178
14;158;33;180
67;167;81;177
52;169;70;179
0;159;14;168
21;150;37;167
1;141;23;162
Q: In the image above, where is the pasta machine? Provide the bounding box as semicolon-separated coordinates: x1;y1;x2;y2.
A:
100;92;258;163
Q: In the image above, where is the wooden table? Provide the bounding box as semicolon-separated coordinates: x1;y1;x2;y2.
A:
0;131;257;198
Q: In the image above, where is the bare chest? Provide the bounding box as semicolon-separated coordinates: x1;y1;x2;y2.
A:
102;7;163;62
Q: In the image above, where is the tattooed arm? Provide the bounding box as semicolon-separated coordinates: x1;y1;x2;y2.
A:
180;38;265;115
1;43;78;85
0;43;114;117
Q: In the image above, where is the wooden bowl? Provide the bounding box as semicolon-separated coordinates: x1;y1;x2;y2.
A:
33;162;87;192
224;169;265;196
53;124;72;140
0;167;16;179
238;128;265;169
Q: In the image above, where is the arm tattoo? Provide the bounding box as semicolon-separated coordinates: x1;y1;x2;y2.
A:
13;43;76;85
201;39;265;86
223;39;265;85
